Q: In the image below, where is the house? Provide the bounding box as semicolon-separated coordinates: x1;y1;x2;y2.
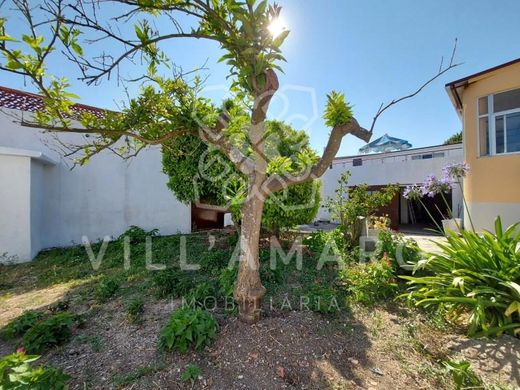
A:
319;142;464;230
0;86;191;264
446;58;520;231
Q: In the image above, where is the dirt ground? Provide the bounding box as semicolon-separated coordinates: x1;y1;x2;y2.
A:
2;293;518;390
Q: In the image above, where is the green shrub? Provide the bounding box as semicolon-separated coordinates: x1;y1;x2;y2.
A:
125;297;145;324
218;265;238;299
22;313;80;354
0;351;69;389
118;225;159;244
340;258;398;305
181;363;202;383
305;284;341;314
401;217;520;337
158;308;217;353
1;310;46;340
375;229;421;270
442;359;482;390
95;276;121;302
152;269;198;299
304;228;346;256
199;250;231;275
184;282;216;307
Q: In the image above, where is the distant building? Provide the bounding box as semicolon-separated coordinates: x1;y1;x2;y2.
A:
319;143;464;230
446;58;520;231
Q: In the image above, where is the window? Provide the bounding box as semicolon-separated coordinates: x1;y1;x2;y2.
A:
478;88;520;156
353;158;363;167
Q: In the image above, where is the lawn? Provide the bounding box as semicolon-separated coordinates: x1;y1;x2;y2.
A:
0;228;518;389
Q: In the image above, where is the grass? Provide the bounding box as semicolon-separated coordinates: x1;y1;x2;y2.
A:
112;363;167;388
0;229;516;389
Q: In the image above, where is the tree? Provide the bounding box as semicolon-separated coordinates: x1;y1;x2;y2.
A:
162;120;321;233
443;131;463;145
0;0;459;323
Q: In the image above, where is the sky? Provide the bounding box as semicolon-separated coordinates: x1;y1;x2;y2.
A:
2;0;520;156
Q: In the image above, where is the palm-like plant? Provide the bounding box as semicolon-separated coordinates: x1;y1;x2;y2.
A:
401;217;520;337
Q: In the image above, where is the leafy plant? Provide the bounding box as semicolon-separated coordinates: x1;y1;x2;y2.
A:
152;269;198;299
1;310;45;340
181;363;202;383
218;265;238;299
118;225;159;244
374;228;421;271
184;282;216;308
304;228;346;256
22;312;80;354
125;297;145;325
0;350;70;389
442;359;482;390
401;217;520;337
95;276;121;302
158;308;217;353
305;284;341;314
340;257;398;305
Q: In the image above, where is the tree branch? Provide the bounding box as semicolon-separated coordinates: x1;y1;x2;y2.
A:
264;117;371;193
368;39;461;133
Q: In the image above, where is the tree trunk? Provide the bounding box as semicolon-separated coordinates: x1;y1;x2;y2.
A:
233;190;266;324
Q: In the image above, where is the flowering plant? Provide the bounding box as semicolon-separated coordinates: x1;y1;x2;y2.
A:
403;162;473;232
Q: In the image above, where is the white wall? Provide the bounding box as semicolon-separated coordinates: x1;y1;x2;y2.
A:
0;109;191;262
318;144;464;222
0;154;31;263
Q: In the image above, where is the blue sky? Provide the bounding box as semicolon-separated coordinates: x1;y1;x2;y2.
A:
2;0;520;156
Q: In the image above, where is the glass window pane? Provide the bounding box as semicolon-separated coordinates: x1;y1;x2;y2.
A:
506;112;520;153
496;116;505;154
478;97;488;115
494;88;520;113
479;117;489;156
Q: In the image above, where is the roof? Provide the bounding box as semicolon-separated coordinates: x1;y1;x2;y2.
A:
358;133;412;154
0;85;105;117
334;142;462;162
445;58;520;112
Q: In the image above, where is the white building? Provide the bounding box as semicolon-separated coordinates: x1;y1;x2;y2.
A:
319;143;464;230
0;86;191;263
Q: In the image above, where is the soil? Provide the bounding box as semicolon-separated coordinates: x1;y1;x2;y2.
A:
2;295;518;389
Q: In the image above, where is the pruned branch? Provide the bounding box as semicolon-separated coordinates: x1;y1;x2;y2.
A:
264;118;371;193
368;39;461;133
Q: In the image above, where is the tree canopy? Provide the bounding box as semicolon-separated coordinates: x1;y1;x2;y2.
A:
162;120;321;232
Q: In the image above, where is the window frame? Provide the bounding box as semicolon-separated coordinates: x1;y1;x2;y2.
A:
477;88;520;157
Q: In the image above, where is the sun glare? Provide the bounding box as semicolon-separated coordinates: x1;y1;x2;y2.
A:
268;17;287;38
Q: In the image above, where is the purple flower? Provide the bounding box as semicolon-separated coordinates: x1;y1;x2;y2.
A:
403;185;422;200
421;175;452;198
443;162;470;180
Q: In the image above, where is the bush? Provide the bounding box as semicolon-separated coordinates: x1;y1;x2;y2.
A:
401;217;520;337
125;297;145;325
0;351;70;389
95;276;121;302
118;225;159;244
184;282;216;307
304;228;346;256
158;308;217;353
152;269;198;299
181;363;202;383
442;359;482;390
305;284;341;314
1;310;46;340
218;265;238;299
22;313;80;354
340;257;398;305
375;229;421;271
